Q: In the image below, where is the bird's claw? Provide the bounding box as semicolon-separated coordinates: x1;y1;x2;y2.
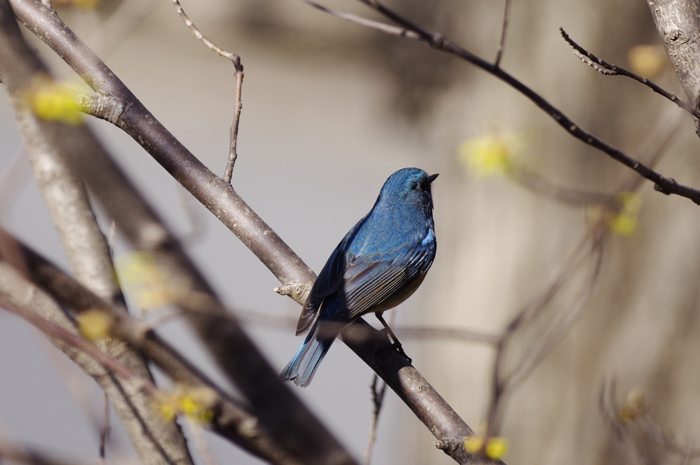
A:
392;341;412;364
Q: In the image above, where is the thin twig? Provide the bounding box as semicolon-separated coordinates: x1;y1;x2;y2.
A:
234;308;500;345
364;375;387;465
99;393;110;462
494;0;510;67
302;0;420;39
170;0;244;182
559;27;700;119
307;0;700;205
601;380;700;459
484;220;606;438
364;309;397;465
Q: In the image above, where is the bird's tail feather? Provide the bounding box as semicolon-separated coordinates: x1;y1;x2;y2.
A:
281;330;335;387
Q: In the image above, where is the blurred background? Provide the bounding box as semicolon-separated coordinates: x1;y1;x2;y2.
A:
2;0;700;464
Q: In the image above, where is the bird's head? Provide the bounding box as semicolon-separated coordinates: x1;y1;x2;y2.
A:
379;167;438;213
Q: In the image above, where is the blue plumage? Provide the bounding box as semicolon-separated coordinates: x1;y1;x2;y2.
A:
281;167;438;387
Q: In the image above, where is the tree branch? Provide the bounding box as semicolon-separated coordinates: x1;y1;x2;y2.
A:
5;1;489;462
0;2;354;464
646;0;700;116
559;27;700;119
306;0;700;205
0;233;303;465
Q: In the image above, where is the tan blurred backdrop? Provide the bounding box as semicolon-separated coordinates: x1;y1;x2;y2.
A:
2;0;700;464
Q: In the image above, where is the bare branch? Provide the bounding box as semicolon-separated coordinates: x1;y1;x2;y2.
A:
305;0;700;205
7;2;488;462
0;3;354;463
646;0;700;113
302;0;420;39
494;0;510;67
0;436;92;465
3;230;302;465
560;28;700;118
170;0;243;182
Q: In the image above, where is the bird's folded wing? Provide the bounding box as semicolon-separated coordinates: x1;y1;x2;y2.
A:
343;246;431;320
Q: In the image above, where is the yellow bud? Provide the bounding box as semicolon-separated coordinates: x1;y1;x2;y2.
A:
464;436;484;453
155;386;216;424
458;135;512;177
77;309;112;341
485;438;509;459
464;436;508;460
628;45;667;79
26;79;84;125
610;192;642;237
116;252;172;309
158;403;177;422
619;388;647;423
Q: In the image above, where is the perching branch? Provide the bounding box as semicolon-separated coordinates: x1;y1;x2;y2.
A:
5;1;487;462
0;2;354;463
494;0;510;67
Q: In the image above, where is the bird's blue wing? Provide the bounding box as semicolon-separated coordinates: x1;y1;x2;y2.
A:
294;217;369;335
343;244;433;320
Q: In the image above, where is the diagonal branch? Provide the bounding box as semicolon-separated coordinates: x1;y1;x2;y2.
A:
0;232;302;465
307;0;700;205
0;2;354;464
559;28;700;119
170;0;244;182
5;1;487;462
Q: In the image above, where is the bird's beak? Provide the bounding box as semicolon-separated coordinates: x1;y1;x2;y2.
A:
428;173;439;184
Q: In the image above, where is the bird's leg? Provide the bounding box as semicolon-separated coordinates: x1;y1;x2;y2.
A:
375;312;412;363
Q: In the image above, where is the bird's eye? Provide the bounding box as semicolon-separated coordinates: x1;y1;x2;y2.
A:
417;179;428;191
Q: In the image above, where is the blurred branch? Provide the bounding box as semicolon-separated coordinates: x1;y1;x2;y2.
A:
12;29;191;462
560;28;700;119
364;375;387;465
236;309;500;345
0;147;30;219
304;0;700;205
170;0;244;182
601;380;700;463
1;229;302;465
484;220;606;439
0;436;93;465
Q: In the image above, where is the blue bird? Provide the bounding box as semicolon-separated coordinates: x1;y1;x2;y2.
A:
281;167;438;387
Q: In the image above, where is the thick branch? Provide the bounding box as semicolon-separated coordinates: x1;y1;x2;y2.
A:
647;0;700;110
0;233;302;465
8;0;314;300
0;3;354;464
14;57;193;465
